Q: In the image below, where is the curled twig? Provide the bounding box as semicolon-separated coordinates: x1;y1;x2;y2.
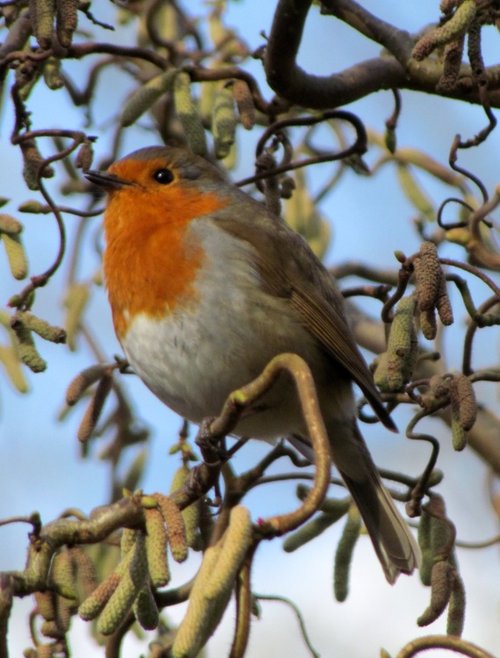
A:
395;634;495;658
237;110;367;187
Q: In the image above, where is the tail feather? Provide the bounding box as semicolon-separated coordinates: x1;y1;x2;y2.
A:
289;423;419;583
339;468;419;583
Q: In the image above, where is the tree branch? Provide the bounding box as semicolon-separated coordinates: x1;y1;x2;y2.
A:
264;0;500;109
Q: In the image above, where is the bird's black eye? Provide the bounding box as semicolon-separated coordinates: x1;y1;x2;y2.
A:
153;168;174;184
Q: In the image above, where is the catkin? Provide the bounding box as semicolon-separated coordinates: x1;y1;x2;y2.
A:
283;502;349;552
96;533;148;635
12;323;46;372
396;165;434;220
154;494;188;563
447;573;466;636
412;0;476;60
171;465;201;549
64;282;90;351
144;507;170;587
449;374;476;450
232;79;256;130
65;364;108;405
173;71;207;155
50;549;77;600
417;510;433;586
375;295;417;391
0;214;22;235
121;70;177;127
1;233;28;280
0;345;29;392
171;544;230;658
333;505;361;602
204;506;253;600
30;0;55;49
20;139;54;190
77;373;113;442
56;0;78;48
133;583;159;630
212;83;237;159
413;242;442;312
16;312;66;343
417;560;454;626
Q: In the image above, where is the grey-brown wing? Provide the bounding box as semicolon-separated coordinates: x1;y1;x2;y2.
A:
289;281;395;430
215;204;395;430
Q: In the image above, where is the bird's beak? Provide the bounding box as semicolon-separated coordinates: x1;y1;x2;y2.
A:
85;170;131;190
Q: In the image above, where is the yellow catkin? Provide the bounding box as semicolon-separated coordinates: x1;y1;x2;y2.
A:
154;2;179;41
64;282;90;351
451;414;467;451
16;312;66;343
34;591;56;621
173;71;207;156
1;233;28;279
396;165;434;220
18;200;49;214
375;295;417;392
144;507;170;587
78;572;122;620
40;619;61;639
199;80;217;124
120;528;136;557
171;544;230;658
284;169;331;259
96;533;148;635
0;345;29;392
412;0;476;60
170;465;201;549
212;82;237;159
55;593;76;633
43;56;64;89
122;450;147;493
12;324;46;372
204;505;253;600
121;70;177;127
154;494;188;563
30;0;55;49
56;0;78;48
283;504;348;552
333;505;362;602
50;549;77;600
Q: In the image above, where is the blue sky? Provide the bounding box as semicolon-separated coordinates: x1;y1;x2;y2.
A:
1;2;498;656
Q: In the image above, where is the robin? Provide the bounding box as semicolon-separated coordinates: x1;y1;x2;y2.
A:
86;145;418;583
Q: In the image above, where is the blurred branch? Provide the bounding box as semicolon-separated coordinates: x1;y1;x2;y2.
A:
265;0;500;108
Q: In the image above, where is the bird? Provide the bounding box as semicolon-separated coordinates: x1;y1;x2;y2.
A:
85;145;419;583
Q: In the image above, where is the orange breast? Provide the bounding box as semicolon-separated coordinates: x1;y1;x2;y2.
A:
103;181;227;339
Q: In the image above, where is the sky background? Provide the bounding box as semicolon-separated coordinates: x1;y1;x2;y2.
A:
0;2;498;657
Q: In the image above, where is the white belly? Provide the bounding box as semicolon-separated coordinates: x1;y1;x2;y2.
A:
120;220;353;439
